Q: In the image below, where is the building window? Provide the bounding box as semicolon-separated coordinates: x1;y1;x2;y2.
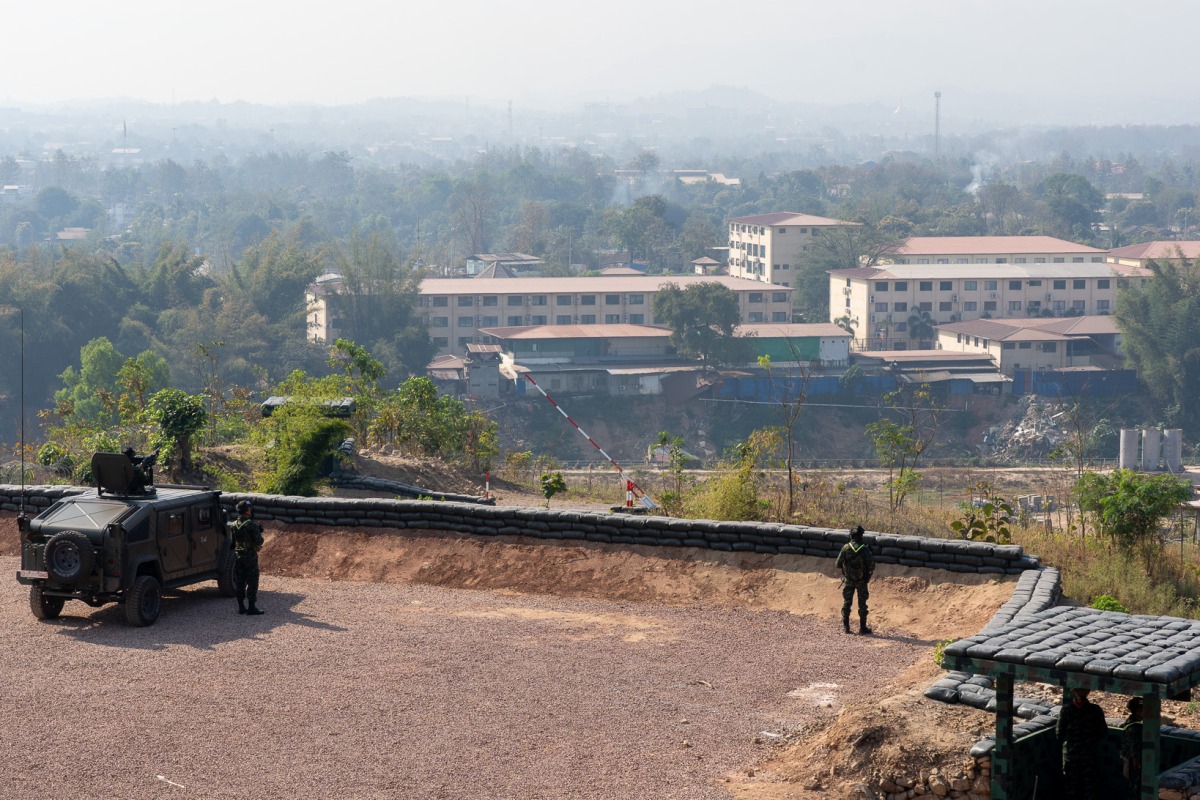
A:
772;311;788;322
919;302;932;312
605;314;620;323
507;296;522;306
432;296;449;307
531;315;547;325
557;315;571;325
629;313;644;324
432;337;448;347
1019;342;1032;349
1009;301;1022;311
1097;299;1110;311
1072;257;1084;263
1073;280;1086;289
458;296;474;307
1009;280;1022;290
1027;280;1042;287
605;295;621;305
964;280;977;291
1027;301;1041;311
894;302;908;312
531;295;547;306
939;281;953;291
781;264;790;270
458;318;474;328
976;259;989;264
918;259;930;265
1053;257;1065;263
507;315;522;325
937;259;949;264
778;228;786;234
964;301;978;311
919;281;933;292
1014;258;1027;264
1053;280;1067;290
1097;279;1110;289
939;301;952;312
748;292;764;303
482;296;498;307
875;282;889;292
748;312;764;322
1043;342;1057;352
985;280;998;291
430;317;448;328
1002;342;1015;350
875;302;888;312
580;295;596;306
1052;301;1066;312
894;281;908;291
628;294;644;305
1091;256;1103;262
580;314;596;324
995;258;1007;264
481;316;498;327
772;292;788;302
984;301;997;311
557;295;572;305
895;322;908;332
956;258;969;264
1073;300;1086;310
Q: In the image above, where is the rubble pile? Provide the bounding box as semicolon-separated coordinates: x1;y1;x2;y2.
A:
986;398;1066;461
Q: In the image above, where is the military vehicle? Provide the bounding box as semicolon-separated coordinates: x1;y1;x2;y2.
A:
15;451;236;626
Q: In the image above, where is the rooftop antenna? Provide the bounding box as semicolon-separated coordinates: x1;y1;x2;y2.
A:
934;91;942;160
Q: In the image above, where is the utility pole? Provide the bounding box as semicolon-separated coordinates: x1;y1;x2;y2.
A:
934;91;942;160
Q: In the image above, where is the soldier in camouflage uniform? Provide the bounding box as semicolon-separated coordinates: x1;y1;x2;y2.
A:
230;500;265;615
1120;697;1144;799
835;525;875;635
1056;687;1108;800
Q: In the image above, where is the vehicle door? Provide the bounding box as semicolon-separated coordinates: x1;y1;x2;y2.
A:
188;502;221;571
158;509;191;575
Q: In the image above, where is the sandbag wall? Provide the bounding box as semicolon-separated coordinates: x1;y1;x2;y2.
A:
0;485;1041;576
217;492;1039;576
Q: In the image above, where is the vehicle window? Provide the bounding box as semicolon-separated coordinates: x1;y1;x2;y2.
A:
195;506;213;529
166;513;184;536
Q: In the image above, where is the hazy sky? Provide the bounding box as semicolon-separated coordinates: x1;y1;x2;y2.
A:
9;0;1198;122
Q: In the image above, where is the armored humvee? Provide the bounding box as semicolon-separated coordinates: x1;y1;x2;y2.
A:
15;452;236;626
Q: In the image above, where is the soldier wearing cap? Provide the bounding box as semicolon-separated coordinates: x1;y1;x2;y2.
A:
230;500;265;615
835;525;875;635
1057;687;1107;800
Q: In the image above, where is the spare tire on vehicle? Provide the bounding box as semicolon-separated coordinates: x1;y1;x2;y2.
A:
43;530;95;583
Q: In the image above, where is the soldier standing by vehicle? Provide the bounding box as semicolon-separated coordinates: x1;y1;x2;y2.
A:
1057;687;1108;800
1121;697;1144;799
835;525;875;635
230;500;265;615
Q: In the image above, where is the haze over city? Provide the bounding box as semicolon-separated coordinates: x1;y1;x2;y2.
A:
9;0;1200;126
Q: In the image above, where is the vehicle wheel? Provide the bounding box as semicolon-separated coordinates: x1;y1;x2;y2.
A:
30;586;64;620
125;575;161;627
217;547;236;597
44;530;95;583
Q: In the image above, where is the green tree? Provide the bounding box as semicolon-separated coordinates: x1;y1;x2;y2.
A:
1075;469;1190;553
866;382;942;512
56;338;132;427
757;352;811;516
907;309;936;344
147;388;207;475
539;471;567;507
653;282;751;371
1115;256;1200;433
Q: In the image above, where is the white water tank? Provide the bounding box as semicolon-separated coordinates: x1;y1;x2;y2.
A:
1119;429;1139;470
1163;429;1184;473
1142;428;1162;472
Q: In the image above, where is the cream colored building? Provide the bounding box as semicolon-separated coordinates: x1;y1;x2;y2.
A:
308;274;793;355
934;316;1122;375
829;263;1149;350
726;212;857;286
1107;241;1200;267
887;236;1108;265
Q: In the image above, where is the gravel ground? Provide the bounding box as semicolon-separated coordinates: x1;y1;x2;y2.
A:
0;556;925;800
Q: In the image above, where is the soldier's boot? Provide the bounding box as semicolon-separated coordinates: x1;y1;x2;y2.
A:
246;603;264;616
237;599;247;615
858;615;873;636
842;614;852;634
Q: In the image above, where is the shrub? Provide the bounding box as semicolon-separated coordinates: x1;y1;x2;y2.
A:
1090;594;1129;614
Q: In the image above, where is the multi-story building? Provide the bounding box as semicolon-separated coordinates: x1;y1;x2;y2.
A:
308;274;793;355
829;263;1149;350
1107;241;1200;267
934;316;1122;375
726;212;858;286
886;236;1108;265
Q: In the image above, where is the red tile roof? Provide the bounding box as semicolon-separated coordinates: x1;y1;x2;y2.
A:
1107;241;1200;260
895;236;1106;255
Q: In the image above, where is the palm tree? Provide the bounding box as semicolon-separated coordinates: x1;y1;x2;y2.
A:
833;313;858;339
907;310;936;346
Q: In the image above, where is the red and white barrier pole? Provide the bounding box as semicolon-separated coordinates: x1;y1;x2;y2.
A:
625;480;634;508
485;471;491;500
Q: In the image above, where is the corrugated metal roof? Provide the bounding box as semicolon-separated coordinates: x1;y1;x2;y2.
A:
478;324;671;339
1108;241;1200;260
832;263;1135;280
736;323;850;338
